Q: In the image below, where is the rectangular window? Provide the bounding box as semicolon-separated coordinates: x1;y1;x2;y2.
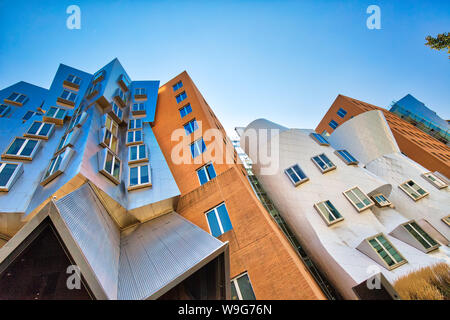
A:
399;180;429;201
329;120;339;129
128;144;148;164
128;164;151;190
402;221;439;251
442;215;450;227
100;149;121;184
231;273;256;300
117;74;131;90
3;137;41;160
41;147;73;186
311;153;336;173
197;163;216;185
44;107;67;124
284;164;308;186
56;129;80;154
172;81;183;91
101;128;119;154
179;104;192;119
86;82;101;99
176;91;187;103
343;186;374;212
371;193;391;207
22;111;35;122
127;129;143;146
66;74;82;86
5;92;28;105
112;102;123;121
132;103;145;112
92;70;105;84
25;121;54;139
0;104;11;117
421;172;448;189
104;115;119;137
184;119;199;135
190;138;206;158
314;200;344;225
135;88;146;96
205;203;233;237
367;234;406;269
310;132;330;146
335;150;358;165
60;89;77;102
0;162;23;192
128;118;143;130
67;111;87;132
337;108;347;118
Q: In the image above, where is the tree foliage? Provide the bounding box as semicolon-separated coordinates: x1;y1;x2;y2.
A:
425;32;450;58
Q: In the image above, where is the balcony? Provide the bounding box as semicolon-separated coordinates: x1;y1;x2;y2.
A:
86;82;101;101
113;88;128;108
4;92;28;107
134;88;147;102
105;102;124;125
117;74;131;92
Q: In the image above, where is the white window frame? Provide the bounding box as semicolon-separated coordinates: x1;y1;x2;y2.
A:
24;121;55;140
231;273;256;301
55;128;81;155
335;150;359;165
59;89;77;102
421;172;448;189
126;129;143;146
128;144;148;164
2;137;41;161
0;162;23;192
41;147;74;186
100;127;119;154
184;119;198;135
128;164;152;191
311;153;336;173
132;103;145;112
442;215;450;227
135;88;146;96
401;221;440;252
314;200;344;225
190;138;205;158
66;74;82;85
366;233;407;270
205;204;229;236
371;193;392;207
196;163;216;185
399;179;429;201
99;149;121;185
128;118;143;130
309;132;330;146
284;164;309;186
67;111;87;131
103;114;119;137
343;186;374;212
112;102;123;121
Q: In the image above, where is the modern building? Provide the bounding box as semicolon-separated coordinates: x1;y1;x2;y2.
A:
0;59;325;300
389;94;449;145
241;111;449;300
315;95;450;178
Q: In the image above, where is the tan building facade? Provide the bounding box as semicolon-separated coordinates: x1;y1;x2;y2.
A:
152;72;326;300
316;95;450;178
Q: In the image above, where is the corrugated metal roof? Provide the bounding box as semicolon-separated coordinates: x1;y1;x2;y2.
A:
118;212;226;300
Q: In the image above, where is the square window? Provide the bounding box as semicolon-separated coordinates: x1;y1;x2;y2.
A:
371;193;391;207
172;81;183;91
128;164;151;191
399;180;429;201
311;153;336;173
343;186;374;212
310;133;330;146
190;138;206;158
128;118;143;130
314;200;344;225
205;203;233;237
135;88;146;96
176;91;187;104
284;164;308;186
179;104;192;118
329;120;339;129
0;162;23;192
128;144;148;164
184;119;199;135
126;129;143;146
337;108;347;118
197;163;216;185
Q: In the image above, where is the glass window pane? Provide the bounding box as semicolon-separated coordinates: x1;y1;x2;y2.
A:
236;275;256;300
292;165;306;180
140;165;149;184
138;145;146;159
206;210;222;237
217;204;232;233
230;282;239;300
130;167;138;186
0;164;17;186
113;158;121;180
7;138;25;155
27;122;42;135
105;152;113;174
206;164;216;179
198;168;208;185
39;123;52;136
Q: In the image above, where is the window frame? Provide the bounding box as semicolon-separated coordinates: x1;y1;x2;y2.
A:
343;186;374;212
314;200;344;225
99;148;121;185
24;121;55;140
329;120;339;129
442;215;450;227
184;118;199;135
371;193;392;207
128;164;152;191
41;147;74;186
175;91;187;104
337;108;347;118
0;162;23;192
103;114;119;137
401;221;439;253
58;89;77;106
421;172;448;189
311;153;336;173
128;144;148;164
365;233;407;270
190;138;206;158
284;164;309;186
4;92;28;106
134;88;146;96
309;132;330;146
399;179;429;201
230;272;256;301
43;107;67;125
128;118;143;131
2;137;41;161
196;162;216;185
179;103;192;118
172;81;183;92
335;150;359;165
126;129;143;146
55;128;81;155
205;202;233;237
0;104;11;117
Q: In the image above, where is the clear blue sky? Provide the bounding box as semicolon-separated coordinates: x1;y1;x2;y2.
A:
0;0;449;137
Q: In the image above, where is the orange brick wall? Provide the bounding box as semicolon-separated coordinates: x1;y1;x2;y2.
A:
152;72;326;299
316;95;450;178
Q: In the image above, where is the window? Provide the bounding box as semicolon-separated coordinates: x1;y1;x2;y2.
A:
176;91;187;103
128;164;151;190
99;149;121;184
311;153;336;173
284;164;308;186
59;89;77;103
22;111;35;122
321;130;329;137
367;234;406;269
314;200;344;225
402;221;439;252
329;120;339;129
343;186;374;212
0;162;23;192
190;138;206;158
335;150;358;165
371;193;391;207
205;203;233;237
115;88;127;104
111;102;123;121
231;273;256;300
135;88;146;96
2;137;41;160
67;111;87;132
310;132;330;146
132;103;145;112
25;121;54;139
45;107;66;120
41;147;74;186
442;215;450;227
117;74;131;90
101;128;119;154
421;172;448;189
128;144;148;164
5;92;28;105
179;104;192;118
104;115;119;137
0;104;11;117
127;130;143;146
197;163;216;185
92;70;105;84
66;74;82;86
86;82;101;99
56;129;80;154
172;81;183;91
184;119;199;135
337;108;347;118
128;118;143;130
399;180;429;201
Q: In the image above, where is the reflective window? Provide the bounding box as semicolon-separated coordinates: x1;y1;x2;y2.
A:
368;234;405;268
311;153;336;173
336;150;358;165
127;130;143;145
176;91;187;103
310;133;330;146
66;74;82;85
172;81;183;91
26;121;54;138
231;273;256;300
184;119;199;135
422;172;448;189
197;163;216;185
135;88;146;95
129;164;151;189
129;144;147;162
205;203;233;237
344;186;374;212
329;120;339;129
128;118;143;130
60;89;77;102
190;138;206;158
179;103;192;118
337;108;347;118
0;162;21;190
314;200;343;225
284;164;308;186
399;180;429;201
403;221;438;250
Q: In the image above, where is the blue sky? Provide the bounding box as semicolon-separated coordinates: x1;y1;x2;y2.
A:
0;0;449;137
